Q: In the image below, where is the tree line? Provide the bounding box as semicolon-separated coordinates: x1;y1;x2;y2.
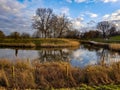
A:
0;31;30;39
32;8;119;39
0;7;119;39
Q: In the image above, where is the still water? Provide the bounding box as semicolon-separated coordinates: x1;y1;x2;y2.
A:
0;44;120;67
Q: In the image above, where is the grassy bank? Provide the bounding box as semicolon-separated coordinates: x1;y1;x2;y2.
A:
109;44;120;51
80;40;120;51
0;38;80;48
0;59;120;89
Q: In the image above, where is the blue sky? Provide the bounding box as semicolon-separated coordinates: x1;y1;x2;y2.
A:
0;0;120;34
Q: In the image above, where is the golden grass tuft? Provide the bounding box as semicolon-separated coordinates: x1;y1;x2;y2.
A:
0;70;9;87
40;39;80;48
109;43;120;51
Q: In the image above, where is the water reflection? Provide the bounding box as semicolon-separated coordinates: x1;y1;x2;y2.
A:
0;48;71;62
0;44;120;67
15;49;18;57
70;44;120;67
35;48;71;62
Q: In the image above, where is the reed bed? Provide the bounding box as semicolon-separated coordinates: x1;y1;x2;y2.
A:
0;59;119;89
109;43;120;51
40;39;80;48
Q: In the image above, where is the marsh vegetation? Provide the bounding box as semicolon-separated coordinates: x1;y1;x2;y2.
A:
0;59;119;89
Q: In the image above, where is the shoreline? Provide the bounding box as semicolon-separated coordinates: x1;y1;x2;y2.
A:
80;40;120;51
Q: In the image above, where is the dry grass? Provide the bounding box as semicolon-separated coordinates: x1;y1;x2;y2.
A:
40;39;80;48
0;38;80;48
0;43;35;48
0;59;119;89
109;43;120;51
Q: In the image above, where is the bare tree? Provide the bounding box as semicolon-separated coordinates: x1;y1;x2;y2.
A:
32;8;54;38
21;32;30;38
97;21;115;39
55;15;72;38
108;24;116;37
32;8;72;38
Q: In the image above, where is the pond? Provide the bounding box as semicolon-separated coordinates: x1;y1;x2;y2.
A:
0;44;120;67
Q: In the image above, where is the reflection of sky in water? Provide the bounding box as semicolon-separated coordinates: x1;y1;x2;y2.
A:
0;45;120;67
0;48;39;60
70;49;98;68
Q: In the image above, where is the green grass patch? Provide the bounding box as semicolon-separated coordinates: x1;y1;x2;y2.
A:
110;35;120;40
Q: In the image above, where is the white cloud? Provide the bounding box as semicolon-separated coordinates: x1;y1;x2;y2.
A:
60;7;70;16
102;0;118;3
82;11;98;18
66;0;72;3
0;0;41;35
103;14;110;19
86;12;98;18
72;17;84;29
103;9;120;21
72;0;119;3
74;0;86;3
102;10;120;29
89;13;98;18
0;0;26;16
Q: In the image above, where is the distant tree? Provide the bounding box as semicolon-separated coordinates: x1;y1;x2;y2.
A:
0;30;5;38
97;21;115;39
108;25;116;37
65;29;81;39
9;32;20;39
21;32;30;38
82;30;102;39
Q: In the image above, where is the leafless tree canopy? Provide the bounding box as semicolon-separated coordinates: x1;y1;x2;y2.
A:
97;21;116;38
32;8;71;38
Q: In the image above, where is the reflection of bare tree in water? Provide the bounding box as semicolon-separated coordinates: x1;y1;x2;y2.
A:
97;48;107;66
82;44;109;65
82;44;120;66
82;44;101;52
15;49;18;57
97;48;120;66
37;49;70;62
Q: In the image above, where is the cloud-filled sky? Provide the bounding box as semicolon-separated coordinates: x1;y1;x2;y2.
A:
0;0;120;35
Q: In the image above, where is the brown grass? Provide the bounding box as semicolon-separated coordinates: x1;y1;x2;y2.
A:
0;38;80;48
0;59;119;89
109;43;120;51
40;39;80;48
0;43;35;48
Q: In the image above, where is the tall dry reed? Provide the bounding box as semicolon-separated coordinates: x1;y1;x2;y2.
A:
0;59;119;89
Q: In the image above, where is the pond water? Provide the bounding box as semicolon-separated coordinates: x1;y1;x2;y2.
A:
0;44;120;67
